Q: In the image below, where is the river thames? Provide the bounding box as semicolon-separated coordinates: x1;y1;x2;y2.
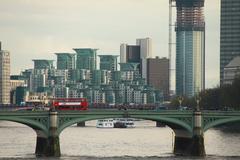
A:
0;120;240;160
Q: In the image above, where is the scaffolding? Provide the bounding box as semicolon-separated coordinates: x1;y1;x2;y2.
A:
175;0;205;31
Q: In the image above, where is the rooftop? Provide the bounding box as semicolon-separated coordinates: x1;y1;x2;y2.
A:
225;56;240;68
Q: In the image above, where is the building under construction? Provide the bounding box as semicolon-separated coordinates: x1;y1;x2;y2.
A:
173;0;205;97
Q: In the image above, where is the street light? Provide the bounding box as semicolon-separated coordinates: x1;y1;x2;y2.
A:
178;96;183;110
195;94;201;111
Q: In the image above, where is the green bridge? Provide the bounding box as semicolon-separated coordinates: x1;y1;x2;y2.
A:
0;109;240;157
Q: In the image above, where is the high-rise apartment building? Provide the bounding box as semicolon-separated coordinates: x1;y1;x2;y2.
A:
119;63;140;81
99;55;118;71
136;38;152;79
55;53;76;70
29;69;48;92
175;0;205;97
32;59;54;70
147;57;169;100
0;42;10;104
220;0;240;84
136;38;152;59
74;48;97;71
120;38;151;79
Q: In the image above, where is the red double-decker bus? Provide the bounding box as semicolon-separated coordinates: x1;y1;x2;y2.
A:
52;98;88;111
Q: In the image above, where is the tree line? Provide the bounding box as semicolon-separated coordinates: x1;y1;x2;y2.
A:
170;76;240;110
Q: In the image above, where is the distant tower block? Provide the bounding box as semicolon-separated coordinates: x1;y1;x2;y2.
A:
175;0;205;97
0;42;10;104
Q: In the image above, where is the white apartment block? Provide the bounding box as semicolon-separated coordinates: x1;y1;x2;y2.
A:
136;38;152;79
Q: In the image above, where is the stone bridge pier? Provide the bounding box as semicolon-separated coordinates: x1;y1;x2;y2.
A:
35;111;60;157
173;111;205;156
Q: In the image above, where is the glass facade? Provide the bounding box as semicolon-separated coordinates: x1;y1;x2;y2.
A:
55;53;76;70
175;0;205;97
99;55;118;71
176;31;205;97
74;48;97;71
220;0;240;84
32;60;54;70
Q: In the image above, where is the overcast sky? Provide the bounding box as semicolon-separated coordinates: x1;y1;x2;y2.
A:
0;0;220;89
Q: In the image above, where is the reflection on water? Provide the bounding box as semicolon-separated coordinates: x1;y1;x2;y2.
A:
0;120;240;160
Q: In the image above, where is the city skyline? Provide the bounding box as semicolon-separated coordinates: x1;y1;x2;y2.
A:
0;0;220;88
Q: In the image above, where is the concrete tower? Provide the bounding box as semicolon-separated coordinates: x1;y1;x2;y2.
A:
120;44;127;63
175;0;205;97
0;42;10;104
136;38;152;79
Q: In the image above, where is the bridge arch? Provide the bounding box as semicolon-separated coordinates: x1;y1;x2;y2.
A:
57;115;193;136
204;117;240;132
0;117;49;136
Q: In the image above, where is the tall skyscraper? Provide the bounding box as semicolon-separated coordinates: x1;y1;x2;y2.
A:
220;0;240;84
120;44;141;76
0;42;10;104
55;53;76;70
136;38;152;59
73;48;97;71
175;0;205;97
99;55;118;71
120;44;127;63
120;38;151;79
147;57;169;100
136;38;152;79
120;44;140;63
126;46;141;63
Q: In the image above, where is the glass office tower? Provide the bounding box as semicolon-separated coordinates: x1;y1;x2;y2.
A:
220;0;240;84
175;0;205;97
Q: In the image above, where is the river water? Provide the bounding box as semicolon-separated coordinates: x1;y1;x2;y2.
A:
0;120;240;160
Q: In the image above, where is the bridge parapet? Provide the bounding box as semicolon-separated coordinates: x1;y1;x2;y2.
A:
0;111;49;135
4;110;238;157
202;111;240;132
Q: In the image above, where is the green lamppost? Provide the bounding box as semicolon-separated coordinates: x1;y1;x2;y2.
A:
195;94;201;111
178;96;183;110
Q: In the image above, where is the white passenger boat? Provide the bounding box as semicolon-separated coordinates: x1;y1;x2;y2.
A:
113;118;135;128
96;118;135;128
96;119;114;128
